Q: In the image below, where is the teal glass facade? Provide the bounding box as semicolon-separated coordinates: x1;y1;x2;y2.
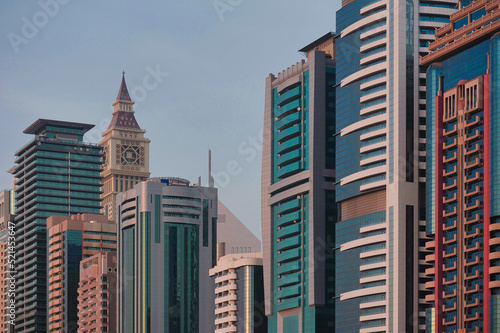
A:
272;70;309;183
121;226;135;333
165;223;200;333
264;48;336;332
11;120;102;332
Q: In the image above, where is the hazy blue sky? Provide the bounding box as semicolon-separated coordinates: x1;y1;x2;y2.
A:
0;0;340;240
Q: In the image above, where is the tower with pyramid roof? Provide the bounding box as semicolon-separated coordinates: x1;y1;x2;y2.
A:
100;73;151;220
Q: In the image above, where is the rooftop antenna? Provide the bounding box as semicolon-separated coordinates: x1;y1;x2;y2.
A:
209;149;214;188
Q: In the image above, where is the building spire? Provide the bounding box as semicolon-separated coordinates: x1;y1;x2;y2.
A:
116;72;132;102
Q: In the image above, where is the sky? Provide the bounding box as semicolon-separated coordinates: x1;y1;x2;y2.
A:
0;0;340;241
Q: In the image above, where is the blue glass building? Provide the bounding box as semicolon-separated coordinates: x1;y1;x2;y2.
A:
334;0;457;331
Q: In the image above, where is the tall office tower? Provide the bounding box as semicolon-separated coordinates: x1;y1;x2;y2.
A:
100;73;151;220
77;251;117;333
209;253;267;333
116;177;217;333
421;0;500;331
216;201;261;262
0;190;14;333
333;0;457;331
261;33;337;333
46;213;116;332
10;119;102;332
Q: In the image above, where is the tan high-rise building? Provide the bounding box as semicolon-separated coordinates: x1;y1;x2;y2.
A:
77;251;117;333
100;74;151;220
46;213;117;332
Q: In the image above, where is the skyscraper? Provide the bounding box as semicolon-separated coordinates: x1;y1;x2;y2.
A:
77;251;117;333
100;73;151;221
333;0;456;331
46;213;116;332
10;119;102;332
261;33;337;332
209;253;267;333
116;177;217;333
421;0;500;331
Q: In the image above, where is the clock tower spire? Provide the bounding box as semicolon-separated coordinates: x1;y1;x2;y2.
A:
100;73;151;220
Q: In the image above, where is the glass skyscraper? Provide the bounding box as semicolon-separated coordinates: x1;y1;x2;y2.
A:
261;34;337;332
116;177;217;333
334;0;456;331
421;0;500;331
10;119;102;332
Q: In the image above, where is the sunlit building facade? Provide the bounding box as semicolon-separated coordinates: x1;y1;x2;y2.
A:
77;251;117;333
46;213;116;332
421;0;500;331
209;253;267;333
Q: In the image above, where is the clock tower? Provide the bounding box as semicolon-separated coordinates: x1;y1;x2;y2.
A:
100;73;151;220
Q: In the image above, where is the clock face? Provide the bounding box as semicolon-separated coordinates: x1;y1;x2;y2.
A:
120;145;140;165
103;146;109;168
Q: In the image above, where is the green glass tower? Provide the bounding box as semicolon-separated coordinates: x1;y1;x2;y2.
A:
10;119;102;332
261;34;337;332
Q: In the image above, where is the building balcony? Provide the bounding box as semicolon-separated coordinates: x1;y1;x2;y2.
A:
465;185;482;197
466;114;482;127
443;193;457;204
464;283;480;294
464;269;481;280
465;227;482;239
425;293;435;303
425;267;435;277
443;233;457;244
443;261;457;271
443;248;457;258
465;171;482;183
425;240;435;250
443;138;457;150
465;129;482;141
464;200;482;211
464;298;480;308
465;213;482;225
443;301;456;312
444;178;457;190
443;275;457;285
443;219;457;231
465;143;481;156
464;241;481;253
443;206;457;218
464;157;481;169
425;253;435;263
443;123;457;136
424;280;435;290
443;314;457;326
464;311;481;321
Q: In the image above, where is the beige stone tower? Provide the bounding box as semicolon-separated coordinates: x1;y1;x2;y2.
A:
100;73;150;220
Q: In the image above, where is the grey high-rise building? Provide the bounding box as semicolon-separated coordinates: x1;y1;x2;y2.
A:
117;177;217;333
